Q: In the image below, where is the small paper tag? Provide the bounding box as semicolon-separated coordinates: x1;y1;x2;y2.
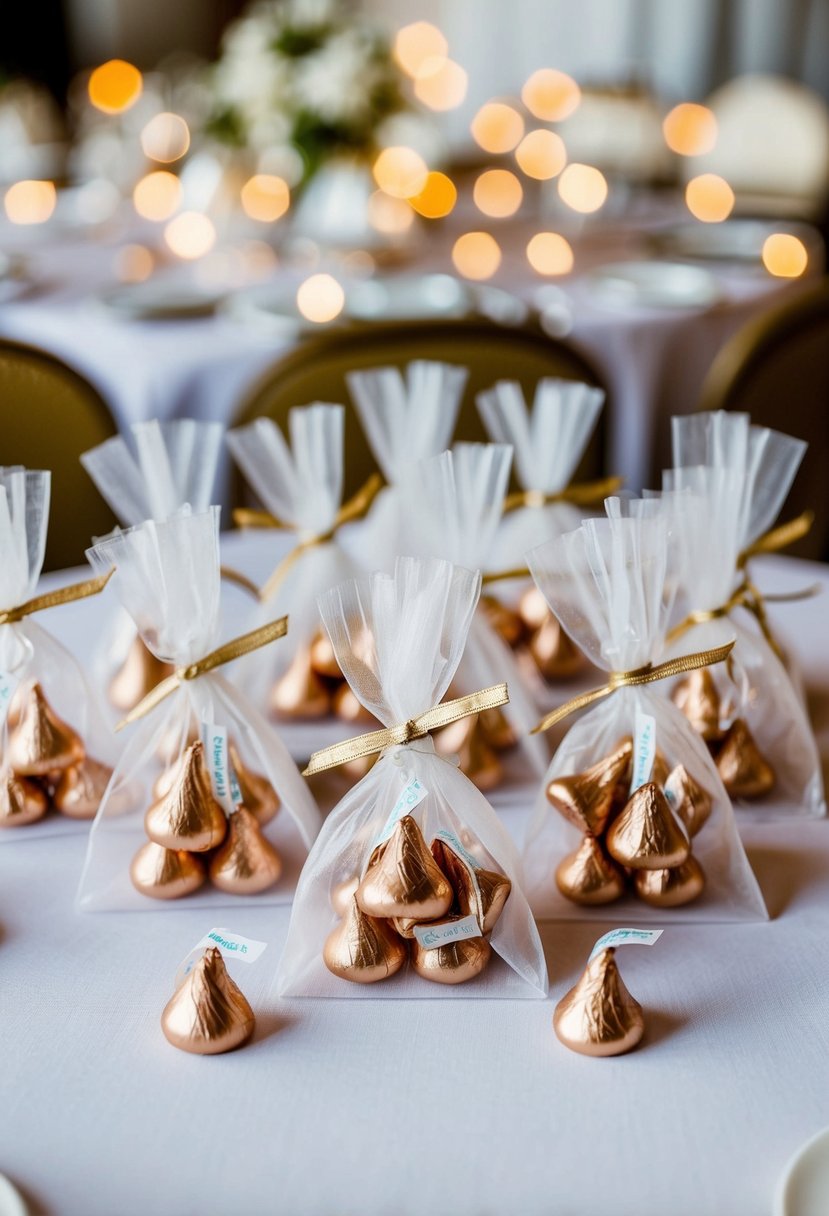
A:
201;723;236;815
374;777;428;847
176;927;268;986
0;671;19;730
413;914;481;950
630;710;656;792
589;927;663;961
433;828;480;872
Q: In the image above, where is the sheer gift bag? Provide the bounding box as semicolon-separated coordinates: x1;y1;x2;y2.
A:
276;557;548;998
345;360;467;569
403;443;549;785
523;501;767;922
666;411;824;817
80;418;224;715
76;507;321;911
227;405;367;725
0;468;116;839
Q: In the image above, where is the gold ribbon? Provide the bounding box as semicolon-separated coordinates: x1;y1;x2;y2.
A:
502;475;624;515
668;510;816;659
532;640;735;734
233;473;383;603
0;568;114;625
219;565;261;599
303;681;509;776
481;566;530;585
117;615;288;730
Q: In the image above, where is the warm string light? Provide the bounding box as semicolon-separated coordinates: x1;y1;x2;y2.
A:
471;102;525;154
367;190;415;234
452;232;502;280
296;273;345;323
116;244;155;282
527;232;574;275
88;60;143;114
413;58;468;110
685;173;734;222
515;129;567;180
373;147;428;199
557;163;608;213
133;171;182;221
473;169;523;218
393;22;448;76
762;233;808;278
662;103;717;156
164;212;217;259
408;171;457;219
522;69;580;122
140;113;191;163
240;175;290;222
4;180;56;224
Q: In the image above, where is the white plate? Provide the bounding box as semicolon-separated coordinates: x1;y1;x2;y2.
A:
651;219;822;264
98;280;222;321
585;260;722;309
776;1128;829;1216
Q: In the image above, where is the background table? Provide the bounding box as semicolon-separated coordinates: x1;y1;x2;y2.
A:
1;542;828;1216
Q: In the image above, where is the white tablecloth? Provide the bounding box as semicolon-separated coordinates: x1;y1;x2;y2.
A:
0;203;813;492
1;541;828;1216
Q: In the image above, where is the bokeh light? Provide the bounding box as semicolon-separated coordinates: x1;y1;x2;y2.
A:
452;232;502;280
393;22;448;77
408;171;457;218
522;69;581;121
140;113;191;163
4;180;56;224
296;273;345;323
164;211;216;259
116;244;154;282
413;58;468;111
367;190;415;234
372;146;428;199
557;163;608;213
685;173;734;222
473;169;523;218
133;171;182;221
471;102;525;154
515;129;567;180
527;232;574;275
240;174;290;222
88;60;143;114
662;103;718;156
762;233;808;278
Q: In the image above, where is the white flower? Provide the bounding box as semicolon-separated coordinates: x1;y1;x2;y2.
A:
291;29;383;126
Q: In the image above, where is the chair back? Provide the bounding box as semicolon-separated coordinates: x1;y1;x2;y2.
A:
0;339;118;569
697;279;829;559
231;316;609;503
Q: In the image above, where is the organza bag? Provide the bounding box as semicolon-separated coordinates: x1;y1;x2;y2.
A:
665;411;824;817
77;507;321;910
345;360;467;568
523;500;767;922
81;418;224;714
403;443;549;784
276;557;548;998
227;405;371;724
0;467;116;839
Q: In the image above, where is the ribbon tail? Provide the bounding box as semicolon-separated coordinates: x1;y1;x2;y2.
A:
116;673;181;730
531;684;614;733
219;565;261;599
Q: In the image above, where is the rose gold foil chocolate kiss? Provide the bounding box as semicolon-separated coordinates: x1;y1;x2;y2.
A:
0;771;48;827
130;840;206;899
545;738;633;836
209;807;282;895
270;642;332;719
664;765;712;838
331;874;359;917
53;757;113;819
108;634;174;713
309;630;342;680
323;895;407;983
555;835;625;905
481;594;525;648
634;856;706;907
553;947;645;1057
716;718;775;799
606;782;690;870
518;585;550;632
672;667;722;741
228;743;279;826
530;614;585;681
435;714;503;793
411;919;492;984
430;838;511;933
356;814;453;920
161;947;255;1054
144;740;227;852
478;704;517;752
332;683;376;726
7;683;84;777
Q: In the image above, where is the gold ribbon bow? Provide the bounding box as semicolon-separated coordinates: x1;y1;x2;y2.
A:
233;473;384;603
532;640;735;734
303;682;509;776
0;568;114;625
502;475;624;515
117;615;288;730
668;510;816;659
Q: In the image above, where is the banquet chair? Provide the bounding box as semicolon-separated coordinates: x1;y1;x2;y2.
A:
230;316;609;503
697;278;829;560
0;338;118;569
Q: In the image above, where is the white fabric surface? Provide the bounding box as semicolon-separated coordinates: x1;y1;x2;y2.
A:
0;205;812;492
1;538;828;1215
